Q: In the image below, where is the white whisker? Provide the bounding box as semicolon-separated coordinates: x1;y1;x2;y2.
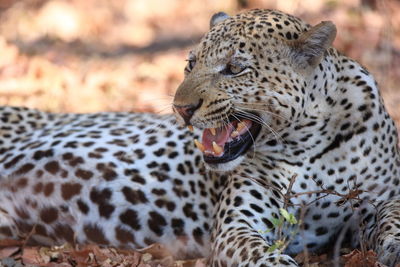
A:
231;113;257;159
153;105;174;115
234;109;286;145
235;105;289;122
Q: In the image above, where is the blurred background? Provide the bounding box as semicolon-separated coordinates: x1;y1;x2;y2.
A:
0;0;399;127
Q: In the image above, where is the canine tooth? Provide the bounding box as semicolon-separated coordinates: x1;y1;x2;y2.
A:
210;128;216;136
212;141;223;155
231;130;240;138
187;125;194;132
237;122;246;132
194;139;205;152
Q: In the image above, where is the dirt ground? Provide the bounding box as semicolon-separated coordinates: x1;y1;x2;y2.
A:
0;0;399;266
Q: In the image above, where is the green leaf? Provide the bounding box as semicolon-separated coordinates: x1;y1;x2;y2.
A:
258;229;271;234
288;213;298;224
267;243;279;253
267;240;285;253
270;217;283;227
279;208;291;222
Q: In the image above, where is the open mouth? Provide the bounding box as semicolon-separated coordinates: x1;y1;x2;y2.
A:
190;114;261;164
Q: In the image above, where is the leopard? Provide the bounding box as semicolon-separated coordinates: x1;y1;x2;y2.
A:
0;8;399;267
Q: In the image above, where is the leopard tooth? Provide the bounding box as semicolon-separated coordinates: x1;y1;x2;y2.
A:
187;125;194;132
210;128;216;136
231;130;240;138
237;122;246;132
194;139;205;152
212;141;223;155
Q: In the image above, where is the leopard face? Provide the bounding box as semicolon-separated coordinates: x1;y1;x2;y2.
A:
173;9;336;171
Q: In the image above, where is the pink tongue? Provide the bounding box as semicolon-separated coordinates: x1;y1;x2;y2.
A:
202;124;234;154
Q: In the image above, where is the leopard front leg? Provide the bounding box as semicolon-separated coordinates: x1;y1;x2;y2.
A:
0;191;19;240
0;213;18;240
363;198;400;267
208;176;298;267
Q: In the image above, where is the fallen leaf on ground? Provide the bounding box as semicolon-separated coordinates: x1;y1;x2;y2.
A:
0;239;23;247
137;243;174;259
22;247;50;265
0;246;19;258
294;251;328;265
343;249;378;267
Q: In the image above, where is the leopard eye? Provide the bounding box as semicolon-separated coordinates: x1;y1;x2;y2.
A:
185;58;196;73
221;62;247;76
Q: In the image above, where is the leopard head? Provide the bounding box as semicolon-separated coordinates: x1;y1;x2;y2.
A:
173;9;336;171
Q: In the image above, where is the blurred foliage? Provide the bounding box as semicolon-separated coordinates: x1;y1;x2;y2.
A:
0;0;399;127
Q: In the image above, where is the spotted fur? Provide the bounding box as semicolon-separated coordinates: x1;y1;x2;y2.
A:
0;9;399;267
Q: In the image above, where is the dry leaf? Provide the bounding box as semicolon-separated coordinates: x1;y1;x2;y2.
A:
47;263;73;267
137;243;174;259
193;259;207;267
0;239;23;247
294;251;328;265
343;250;377;267
0;247;19;258
22;247;50;265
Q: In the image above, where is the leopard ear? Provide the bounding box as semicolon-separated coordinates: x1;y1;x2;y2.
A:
210;12;230;29
289;21;337;71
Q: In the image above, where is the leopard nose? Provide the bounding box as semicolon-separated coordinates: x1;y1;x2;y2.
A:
173;99;203;125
